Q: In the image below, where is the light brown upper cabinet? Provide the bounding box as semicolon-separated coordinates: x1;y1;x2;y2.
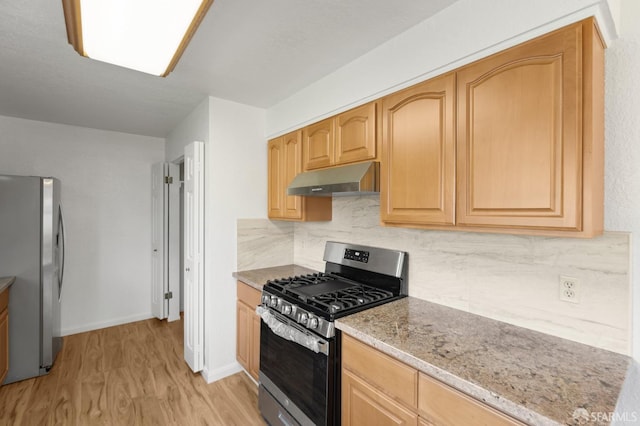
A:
380;18;604;237
456;18;604;236
336;102;378;165
268;131;331;221
303;117;335;170
381;73;456;226
268;136;285;218
303;102;378;171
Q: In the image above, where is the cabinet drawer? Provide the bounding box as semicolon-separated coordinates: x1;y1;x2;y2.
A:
418;373;524;426
237;281;262;308
342;334;418;409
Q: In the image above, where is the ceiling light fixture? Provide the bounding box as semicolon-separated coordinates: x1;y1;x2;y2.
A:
62;0;213;77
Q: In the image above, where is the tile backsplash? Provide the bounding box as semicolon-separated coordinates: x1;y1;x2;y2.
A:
238;196;631;355
236;218;294;270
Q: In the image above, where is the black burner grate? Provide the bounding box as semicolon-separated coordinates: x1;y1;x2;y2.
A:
266;273;394;315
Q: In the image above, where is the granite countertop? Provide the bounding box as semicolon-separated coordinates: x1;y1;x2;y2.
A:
336;297;632;426
0;276;15;293
233;264;318;290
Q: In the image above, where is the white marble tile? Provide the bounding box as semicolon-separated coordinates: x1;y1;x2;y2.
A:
290;196;632;355
236;219;294;270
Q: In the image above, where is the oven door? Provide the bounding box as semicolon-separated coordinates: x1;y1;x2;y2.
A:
259;308;337;426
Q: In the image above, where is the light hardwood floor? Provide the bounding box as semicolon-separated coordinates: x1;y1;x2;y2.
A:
0;317;266;425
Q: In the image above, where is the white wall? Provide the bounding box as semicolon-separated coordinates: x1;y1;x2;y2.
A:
604;0;640;361
166;96;267;382
205;97;266;381
0;115;165;334
165;97;211;163
266;0;615;136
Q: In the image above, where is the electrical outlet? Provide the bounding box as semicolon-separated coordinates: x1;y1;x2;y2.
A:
559;276;580;303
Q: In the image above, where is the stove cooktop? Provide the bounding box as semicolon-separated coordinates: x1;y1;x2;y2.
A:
264;272;396;316
259;242;408;338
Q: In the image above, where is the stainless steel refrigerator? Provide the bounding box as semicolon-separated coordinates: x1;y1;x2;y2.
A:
0;175;65;384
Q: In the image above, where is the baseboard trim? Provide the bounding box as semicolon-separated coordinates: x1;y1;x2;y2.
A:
201;361;243;384
61;312;154;336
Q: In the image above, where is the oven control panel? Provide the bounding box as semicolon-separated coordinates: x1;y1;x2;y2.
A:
261;291;335;339
344;248;369;263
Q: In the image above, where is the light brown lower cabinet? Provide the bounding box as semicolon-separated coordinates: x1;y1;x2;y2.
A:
0;287;9;384
236;281;261;381
343;368;419;426
342;334;524;426
418;373;524;426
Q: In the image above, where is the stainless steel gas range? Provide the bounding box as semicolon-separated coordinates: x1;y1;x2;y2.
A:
257;241;408;426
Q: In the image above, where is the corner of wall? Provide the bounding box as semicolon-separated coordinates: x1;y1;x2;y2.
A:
201;361;244;384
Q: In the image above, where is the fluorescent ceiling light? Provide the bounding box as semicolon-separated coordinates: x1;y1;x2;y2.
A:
62;0;213;77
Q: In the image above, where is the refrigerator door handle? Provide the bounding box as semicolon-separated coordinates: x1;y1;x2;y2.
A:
58;204;66;300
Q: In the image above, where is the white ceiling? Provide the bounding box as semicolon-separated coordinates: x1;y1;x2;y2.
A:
0;0;459;138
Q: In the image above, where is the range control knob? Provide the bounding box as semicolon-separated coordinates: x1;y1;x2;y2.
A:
299;313;308;324
282;304;292;315
262;295;270;305
269;296;278;307
308;317;319;329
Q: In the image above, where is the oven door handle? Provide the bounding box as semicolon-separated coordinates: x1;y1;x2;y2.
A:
257;306;329;356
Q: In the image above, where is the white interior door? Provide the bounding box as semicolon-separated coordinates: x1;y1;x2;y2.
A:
151;162;168;320
167;162;181;322
183;141;204;372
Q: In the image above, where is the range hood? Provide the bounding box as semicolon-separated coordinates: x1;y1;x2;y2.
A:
287;161;379;197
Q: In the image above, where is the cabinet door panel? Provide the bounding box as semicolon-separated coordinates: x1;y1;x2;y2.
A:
268;131;315;221
249;312;261;381
303;118;334;170
336;102;377;165
283;131;303;219
267;138;284;218
343;369;418;426
0;307;7;384
457;23;581;230
381;73;456;225
237;281;262;381
236;301;250;371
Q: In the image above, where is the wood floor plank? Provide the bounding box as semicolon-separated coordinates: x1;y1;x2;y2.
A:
0;379;34;425
158;385;196;424
132;395;171;426
0;317;266;425
105;365;144;425
56;331;88;385
129;366;157;397
79;372;109;425
80;330;105;377
49;380;82;426
101;326;126;372
21;368;60;425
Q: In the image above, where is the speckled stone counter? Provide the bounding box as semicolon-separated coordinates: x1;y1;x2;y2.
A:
335;297;632;426
0;276;15;293
233;264;318;290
